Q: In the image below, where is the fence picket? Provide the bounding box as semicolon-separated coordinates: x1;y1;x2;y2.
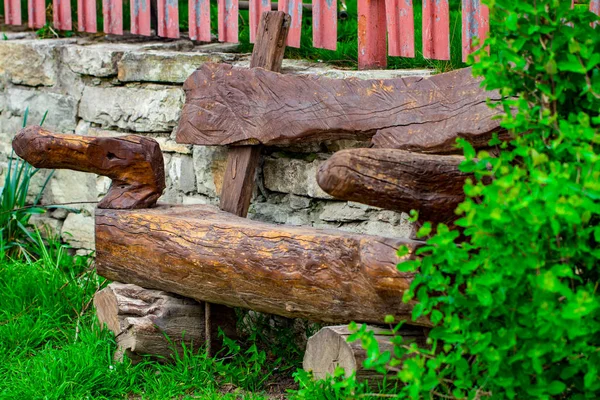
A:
103;0;123;34
278;0;301;47
4;0;21;25
78;0;97;32
250;0;272;43
386;0;414;57
158;0;180;37
28;0;46;28
422;0;449;60
357;0;386;69
53;0;72;30
189;0;211;41
131;0;151;35
219;0;239;42
592;0;600;24
462;0;489;62
313;0;337;50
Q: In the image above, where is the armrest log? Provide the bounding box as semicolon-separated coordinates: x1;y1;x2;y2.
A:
13;126;165;209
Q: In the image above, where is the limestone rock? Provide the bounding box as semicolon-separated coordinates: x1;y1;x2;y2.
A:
29;214;64;239
263;157;333;199
118;51;231;83
79;86;184;132
166;154;196;194
5;88;78;132
319;202;370;223
61;44;125;77
192;145;228;198
61;213;95;250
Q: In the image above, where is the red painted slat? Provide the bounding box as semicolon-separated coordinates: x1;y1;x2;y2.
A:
28;0;46;28
357;0;386;69
158;0;180;38
386;0;414;57
218;0;239;43
313;0;337;50
53;0;73;30
462;0;488;62
78;0;97;32
250;0;271;43
278;0;301;48
422;0;449;60
592;0;600;25
103;0;123;34
189;0;211;41
131;0;151;36
4;0;22;25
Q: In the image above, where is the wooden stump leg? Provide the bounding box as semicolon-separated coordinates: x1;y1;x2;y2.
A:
303;325;427;383
94;282;237;363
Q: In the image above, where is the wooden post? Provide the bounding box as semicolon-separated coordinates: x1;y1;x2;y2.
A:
210;10;291;355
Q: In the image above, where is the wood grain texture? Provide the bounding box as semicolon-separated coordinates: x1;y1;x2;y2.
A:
317;148;469;224
13;126;165;209
94;282;237;363
95;204;426;326
176;65;505;153
304;325;427;381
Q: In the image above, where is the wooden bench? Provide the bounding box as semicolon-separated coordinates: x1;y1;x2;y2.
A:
12;11;503;370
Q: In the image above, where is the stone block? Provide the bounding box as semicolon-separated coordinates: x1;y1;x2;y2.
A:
118;51;230;83
79;86;184;132
61;212;95;250
319;202;370;223
263;157;332;199
61;44;125;77
44;170;99;212
4;88;78;132
166;154;196;194
30;214;64;239
0;39;73;86
192;145;228;198
249;202;311;226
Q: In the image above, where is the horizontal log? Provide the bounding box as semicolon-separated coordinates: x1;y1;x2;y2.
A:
176;64;506;153
95;204;428;326
303;325;427;382
13;126;165;209
317;149;469;224
94;282;237;363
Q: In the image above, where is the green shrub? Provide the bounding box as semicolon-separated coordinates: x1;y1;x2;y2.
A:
294;1;600;399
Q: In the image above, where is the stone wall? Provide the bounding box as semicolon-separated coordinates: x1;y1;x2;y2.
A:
0;33;431;253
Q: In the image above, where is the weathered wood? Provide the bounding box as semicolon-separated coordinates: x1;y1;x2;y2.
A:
12;126;165;209
95;204;427;326
176;65;505;154
219;11;290;216
317;148;469;224
94;282;237;363
303;325;427;382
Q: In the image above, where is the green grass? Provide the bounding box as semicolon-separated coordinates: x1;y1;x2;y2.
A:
0;248;310;399
4;0;466;71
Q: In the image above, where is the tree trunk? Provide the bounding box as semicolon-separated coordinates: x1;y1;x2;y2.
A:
303;325;427;382
95;204;428;326
94;282;237;363
317;148;469;224
176;64;506;153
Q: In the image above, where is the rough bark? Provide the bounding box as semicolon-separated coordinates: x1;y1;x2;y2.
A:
317;148;469;224
94;282;237;363
12;126;165;209
303;325;427;382
95;204;428;326
176;64;506;153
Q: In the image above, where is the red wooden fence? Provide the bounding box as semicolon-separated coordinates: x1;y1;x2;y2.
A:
3;1;600;69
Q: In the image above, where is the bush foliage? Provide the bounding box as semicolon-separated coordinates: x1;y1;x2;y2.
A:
295;1;600;399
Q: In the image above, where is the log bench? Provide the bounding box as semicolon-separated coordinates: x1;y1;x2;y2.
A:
12;10;503;377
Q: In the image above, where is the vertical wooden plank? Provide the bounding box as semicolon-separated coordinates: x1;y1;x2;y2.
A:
28;0;46;28
218;0;239;42
103;0;123;34
189;0;211;41
131;0;151;36
250;0;272;43
422;0;449;60
53;0;72;30
313;0;337;50
462;0;489;62
158;0;180;38
278;0;302;48
386;0;414;57
4;0;22;25
78;0;98;32
357;0;386;69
